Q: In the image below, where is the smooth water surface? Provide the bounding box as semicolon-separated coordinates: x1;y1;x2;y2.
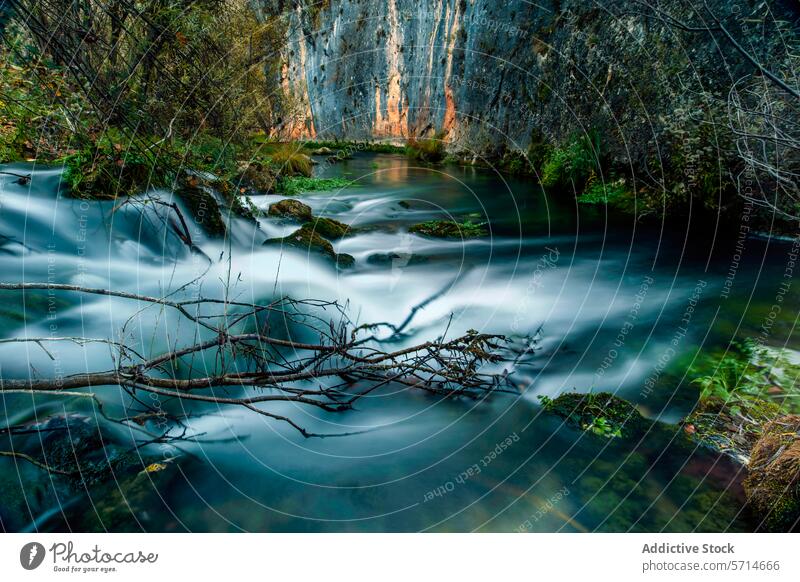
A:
1;153;797;532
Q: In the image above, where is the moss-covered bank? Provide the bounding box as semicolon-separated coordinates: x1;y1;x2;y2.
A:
541;341;800;531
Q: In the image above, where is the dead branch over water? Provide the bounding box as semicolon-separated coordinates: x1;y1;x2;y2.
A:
0;283;529;438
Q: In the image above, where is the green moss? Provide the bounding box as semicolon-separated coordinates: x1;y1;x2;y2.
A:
60;133;162;199
686;395;781;463
263;225;355;268
175;183;227;237
409;220;488;239
267;143;313;177
268;198;313;221
685;341;800;462
743;415;800;531
527;129;553;176
499;150;533;175
539;392;648;439
305;216;351;239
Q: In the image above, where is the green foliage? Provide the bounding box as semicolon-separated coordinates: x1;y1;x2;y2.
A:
408;220;488;239
526;129;553;176
585;416;623;439
691;341;761;404
663;99;736;213
2;2;288;202
0;52;82;163
539;391;646;439
60;130;162;199
276;176;355;195
578;177;631;206
300;140;405;154
268;143;313;177
499;150;532;175
59;132;245;199
180;135;240;178
691;341;800;414
540;133;601;190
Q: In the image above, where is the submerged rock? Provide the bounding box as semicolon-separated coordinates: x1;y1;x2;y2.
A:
366;252;428;267
268;198;313;222
264;225;355;268
1;414;181;532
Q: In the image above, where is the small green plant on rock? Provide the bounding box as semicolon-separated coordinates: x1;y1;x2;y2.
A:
539;391;645;439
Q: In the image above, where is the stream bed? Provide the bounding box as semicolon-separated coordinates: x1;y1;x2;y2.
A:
1;153;797;532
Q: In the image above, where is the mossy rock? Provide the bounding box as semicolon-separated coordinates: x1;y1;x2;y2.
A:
237;162;277;192
264;225;355;268
71;460;180;531
540;392;648;439
744;415;800;531
409;220;488;239
304;216;351;239
175;184;227;237
268;199;313;222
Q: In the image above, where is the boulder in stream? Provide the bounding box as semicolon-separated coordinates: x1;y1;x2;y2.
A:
409;220;488;239
268;199;313;222
305;216;352;240
264;225;355;268
539;392;648;439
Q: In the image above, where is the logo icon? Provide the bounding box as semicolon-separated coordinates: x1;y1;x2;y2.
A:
20;542;46;570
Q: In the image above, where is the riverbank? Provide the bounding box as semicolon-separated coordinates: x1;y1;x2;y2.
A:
540;342;800;531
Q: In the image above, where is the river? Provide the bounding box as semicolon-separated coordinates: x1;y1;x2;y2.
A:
0;152;797;532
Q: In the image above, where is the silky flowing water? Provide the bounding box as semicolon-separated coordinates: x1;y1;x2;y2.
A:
0;153;797;532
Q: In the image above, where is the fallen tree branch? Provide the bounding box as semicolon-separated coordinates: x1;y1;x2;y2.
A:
0;283;532;438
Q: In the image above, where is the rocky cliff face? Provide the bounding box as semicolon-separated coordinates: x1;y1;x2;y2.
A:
271;1;792;144
262;0;798;224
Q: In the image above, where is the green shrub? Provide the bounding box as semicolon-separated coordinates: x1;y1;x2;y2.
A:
180;135;240;178
578;177;630;205
691;341;760;404
61;131;163;199
527;129;553;176
540;133;601;190
269;143;313;177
